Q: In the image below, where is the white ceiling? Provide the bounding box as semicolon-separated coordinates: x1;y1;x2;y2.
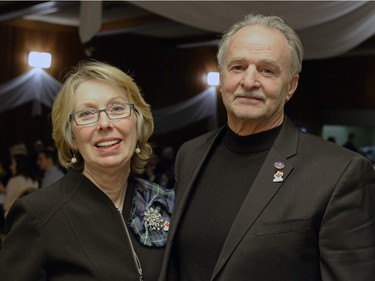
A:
1;1;375;59
0;1;216;40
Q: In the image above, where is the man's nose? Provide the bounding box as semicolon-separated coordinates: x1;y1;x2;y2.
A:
241;67;259;88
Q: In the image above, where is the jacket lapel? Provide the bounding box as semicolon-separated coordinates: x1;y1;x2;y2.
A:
167;129;224;240
211;119;299;280
159;129;224;281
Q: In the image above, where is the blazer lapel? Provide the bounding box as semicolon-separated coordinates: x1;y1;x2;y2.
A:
158;129;224;281
166;128;224;245
211;119;299;280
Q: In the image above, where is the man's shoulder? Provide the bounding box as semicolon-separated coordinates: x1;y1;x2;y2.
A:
298;130;363;159
181;127;222;149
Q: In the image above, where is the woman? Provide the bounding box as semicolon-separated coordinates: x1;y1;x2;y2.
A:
0;61;175;280
3;154;39;217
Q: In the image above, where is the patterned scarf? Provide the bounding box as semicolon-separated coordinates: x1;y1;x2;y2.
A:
128;178;175;247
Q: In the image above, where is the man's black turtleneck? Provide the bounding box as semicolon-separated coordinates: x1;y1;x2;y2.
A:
172;125;281;281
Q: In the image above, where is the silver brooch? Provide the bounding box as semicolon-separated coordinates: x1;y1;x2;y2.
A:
144;207;163;231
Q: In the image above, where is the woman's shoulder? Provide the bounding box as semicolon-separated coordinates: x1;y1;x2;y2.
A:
10;171;84;222
20;170;82;206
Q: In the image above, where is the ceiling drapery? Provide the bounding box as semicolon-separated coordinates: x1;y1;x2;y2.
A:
0;68;61;116
152;86;218;135
79;1;102;43
129;1;375;59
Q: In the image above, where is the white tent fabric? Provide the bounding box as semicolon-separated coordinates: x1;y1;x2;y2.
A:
130;1;375;59
0;68;61;116
79;1;102;43
0;69;218;134
153;86;218;135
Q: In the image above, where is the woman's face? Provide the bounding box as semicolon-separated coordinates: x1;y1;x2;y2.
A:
71;79;137;174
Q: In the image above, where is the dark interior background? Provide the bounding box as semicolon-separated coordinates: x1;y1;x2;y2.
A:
1;2;375;163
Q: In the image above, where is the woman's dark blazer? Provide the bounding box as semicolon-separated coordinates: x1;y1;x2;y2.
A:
0;170;165;281
159;118;375;281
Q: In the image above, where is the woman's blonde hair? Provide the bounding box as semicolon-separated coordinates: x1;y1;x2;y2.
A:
51;60;154;175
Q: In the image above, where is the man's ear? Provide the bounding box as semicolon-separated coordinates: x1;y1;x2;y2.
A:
286;74;299;102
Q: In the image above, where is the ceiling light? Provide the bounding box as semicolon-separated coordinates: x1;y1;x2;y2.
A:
207;72;220;86
28;51;52;68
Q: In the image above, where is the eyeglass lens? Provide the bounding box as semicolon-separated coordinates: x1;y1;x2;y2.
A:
72;103;132;125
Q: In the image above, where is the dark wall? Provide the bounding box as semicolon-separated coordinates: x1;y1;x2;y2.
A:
286;56;375;135
90;34;218;108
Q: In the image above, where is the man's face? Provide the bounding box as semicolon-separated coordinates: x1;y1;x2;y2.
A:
220;25;299;134
37;153;49;171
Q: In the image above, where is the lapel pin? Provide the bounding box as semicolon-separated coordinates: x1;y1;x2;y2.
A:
274;161;285;170
273;171;284;183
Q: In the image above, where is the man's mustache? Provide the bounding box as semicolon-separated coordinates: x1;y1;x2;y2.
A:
233;91;266;101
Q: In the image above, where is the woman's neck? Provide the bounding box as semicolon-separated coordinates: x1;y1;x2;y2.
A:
82;166;130;211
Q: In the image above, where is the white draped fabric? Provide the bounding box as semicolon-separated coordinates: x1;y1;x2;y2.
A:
153;86;218;135
130;1;375;59
79;1;102;43
0;69;218;134
0;68;61;116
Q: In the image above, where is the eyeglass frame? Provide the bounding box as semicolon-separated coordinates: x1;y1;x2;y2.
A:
69;103;135;126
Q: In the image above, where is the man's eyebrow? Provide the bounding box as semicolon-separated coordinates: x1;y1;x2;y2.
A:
260;59;279;67
259;59;282;73
227;57;246;64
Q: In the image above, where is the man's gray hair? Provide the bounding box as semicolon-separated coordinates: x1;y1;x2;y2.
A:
217;14;304;79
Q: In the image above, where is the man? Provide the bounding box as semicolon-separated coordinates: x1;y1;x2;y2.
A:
159;14;375;281
343;132;359;153
37;148;64;188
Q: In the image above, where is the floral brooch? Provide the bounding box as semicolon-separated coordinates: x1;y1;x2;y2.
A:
128;178;175;247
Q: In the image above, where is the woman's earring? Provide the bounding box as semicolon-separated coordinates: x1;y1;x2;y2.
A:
71;154;77;163
135;145;141;154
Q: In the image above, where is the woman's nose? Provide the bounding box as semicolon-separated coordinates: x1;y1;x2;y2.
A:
97;111;112;128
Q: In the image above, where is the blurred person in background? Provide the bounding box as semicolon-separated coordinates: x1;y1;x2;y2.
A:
3;154;38;217
342;132;359;153
37;148;65;188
